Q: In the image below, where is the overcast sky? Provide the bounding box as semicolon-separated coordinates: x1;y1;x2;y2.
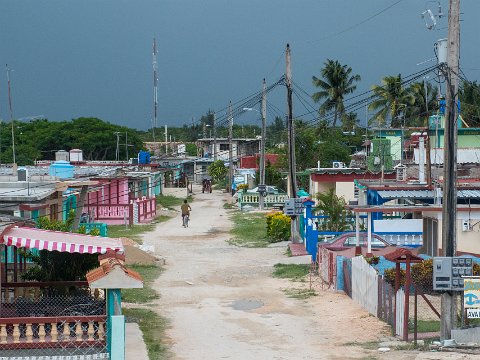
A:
0;0;478;130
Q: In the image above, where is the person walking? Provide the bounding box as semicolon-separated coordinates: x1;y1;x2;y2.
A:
181;199;192;227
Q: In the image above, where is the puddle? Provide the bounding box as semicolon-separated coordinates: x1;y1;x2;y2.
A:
231;299;264;311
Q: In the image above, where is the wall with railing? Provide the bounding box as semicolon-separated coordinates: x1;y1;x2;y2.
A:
0;282;109;357
237;192;288;210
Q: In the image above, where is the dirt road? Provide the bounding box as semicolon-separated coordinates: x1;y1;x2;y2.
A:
142;188;475;360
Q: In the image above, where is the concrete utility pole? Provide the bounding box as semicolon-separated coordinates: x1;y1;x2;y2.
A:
259;78;267;210
114;132;120;161
164;125;168;155
152;38;158;142
228;101;234;193
286;43;299;243
213;112;217;161
6;65;15;164
441;0;460;341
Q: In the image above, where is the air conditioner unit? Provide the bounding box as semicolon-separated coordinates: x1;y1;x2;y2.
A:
332;161;345;169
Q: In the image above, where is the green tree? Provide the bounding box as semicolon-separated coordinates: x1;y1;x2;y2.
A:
459;80;480;127
368;74;415;127
207;160;228;183
312;59;361;127
405;81;439;127
315;188;352;231
22;211;99;282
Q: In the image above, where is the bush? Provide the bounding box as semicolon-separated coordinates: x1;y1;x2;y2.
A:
266;212;291;243
383;267;405;288
365;255;380;265
237;184;249;191
411;258;433;290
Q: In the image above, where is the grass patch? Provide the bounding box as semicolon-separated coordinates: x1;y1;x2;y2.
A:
223;202;235;209
122;264;163;304
413;319;440;333
272;263;310;281
227;212;269;247
285;247;292;257
124;308;169;360
156;194;192;210
107;215;170;244
344;341;379;350
282;288;316;299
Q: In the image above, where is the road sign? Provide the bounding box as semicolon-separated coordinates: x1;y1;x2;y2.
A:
433;257;473;291
467;309;480;318
464;277;480;314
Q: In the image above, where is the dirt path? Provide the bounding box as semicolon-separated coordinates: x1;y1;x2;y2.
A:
142;187;474;360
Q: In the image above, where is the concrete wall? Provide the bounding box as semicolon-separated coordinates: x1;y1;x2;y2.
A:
335;182;355;203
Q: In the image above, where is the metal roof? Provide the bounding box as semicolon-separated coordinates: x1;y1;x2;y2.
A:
377;189;480;199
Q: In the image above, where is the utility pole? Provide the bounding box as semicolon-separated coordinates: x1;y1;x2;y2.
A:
6;65;15;164
259;78;267;210
164;125;168;155
152;38;158;142
114;132;120;161
286;44;299;243
441;0;460;341
125;131;128;161
213;112;217;161
228;101;233;193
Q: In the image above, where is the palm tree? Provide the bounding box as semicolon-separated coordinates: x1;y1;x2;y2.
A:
406;81;439;126
459;80;480;127
312;59;361;127
368;74;415;127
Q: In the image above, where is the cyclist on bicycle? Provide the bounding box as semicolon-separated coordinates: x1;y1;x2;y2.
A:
181;199;191;227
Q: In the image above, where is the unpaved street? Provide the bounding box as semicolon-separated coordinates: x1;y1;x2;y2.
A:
142;188;476;360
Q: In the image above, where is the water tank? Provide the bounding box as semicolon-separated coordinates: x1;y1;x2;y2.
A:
55;150;69;162
138;151;151;164
70;149;83;162
435;38;448;64
49;161;74;179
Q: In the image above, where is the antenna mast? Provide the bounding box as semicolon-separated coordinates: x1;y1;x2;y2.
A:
152;38;158;142
6;65;15;164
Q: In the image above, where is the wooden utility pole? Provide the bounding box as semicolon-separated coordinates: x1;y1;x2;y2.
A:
213;112;217;161
286;44;297;199
228;101;233;193
441;0;460;341
259;79;267;210
286;44;299;243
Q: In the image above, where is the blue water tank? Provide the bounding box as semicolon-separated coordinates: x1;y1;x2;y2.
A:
49;160;74;179
138;151;151;164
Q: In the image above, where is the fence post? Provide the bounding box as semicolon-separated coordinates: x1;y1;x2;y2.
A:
414;286;418;345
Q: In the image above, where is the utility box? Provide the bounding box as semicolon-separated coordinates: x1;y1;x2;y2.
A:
433;257;473;291
283;198;304;216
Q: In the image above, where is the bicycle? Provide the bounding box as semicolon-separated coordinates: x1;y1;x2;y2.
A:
183;214;190;227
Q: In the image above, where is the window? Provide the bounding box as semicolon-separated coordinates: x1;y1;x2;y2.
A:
344;236;358;246
220;144;230;151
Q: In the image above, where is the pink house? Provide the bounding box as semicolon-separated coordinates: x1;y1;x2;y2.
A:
85;177;156;225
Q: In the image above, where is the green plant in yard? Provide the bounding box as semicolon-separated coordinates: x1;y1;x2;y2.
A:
122;265;163;304
237;183;249;191
156;194;192;209
315;188;352;231
123;308;169;359
282;288;316;299
208;159;228;183
266;212;291;242
228;212;269;247
272;263;310;281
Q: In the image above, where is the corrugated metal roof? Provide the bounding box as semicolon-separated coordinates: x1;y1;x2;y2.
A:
377;189;480;199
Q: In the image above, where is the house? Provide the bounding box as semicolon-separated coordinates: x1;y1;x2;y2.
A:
308;167;396;204
196;137;260;160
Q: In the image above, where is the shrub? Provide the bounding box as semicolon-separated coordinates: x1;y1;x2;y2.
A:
365;255;380;265
237;184;249;191
266;212;291;243
411;258;433;290
383;267;405;288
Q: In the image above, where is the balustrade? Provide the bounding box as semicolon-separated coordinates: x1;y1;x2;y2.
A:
0;316;107;348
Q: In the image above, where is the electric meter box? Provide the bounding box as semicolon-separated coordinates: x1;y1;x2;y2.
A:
433;257;473;291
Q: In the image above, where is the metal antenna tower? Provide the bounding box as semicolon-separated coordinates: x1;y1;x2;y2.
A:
6;65;15;164
152;38;158;142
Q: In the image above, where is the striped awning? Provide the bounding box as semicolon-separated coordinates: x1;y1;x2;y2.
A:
1;227;124;254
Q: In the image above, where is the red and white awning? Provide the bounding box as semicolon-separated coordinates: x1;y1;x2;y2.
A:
1;227;124;254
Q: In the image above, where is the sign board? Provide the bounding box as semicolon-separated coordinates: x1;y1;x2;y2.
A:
433;257;473;291
464;278;480;315
467;308;480;318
